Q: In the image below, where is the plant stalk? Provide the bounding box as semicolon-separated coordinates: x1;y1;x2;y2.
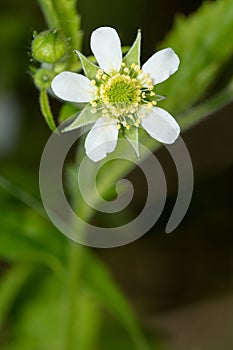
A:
38;0;60;28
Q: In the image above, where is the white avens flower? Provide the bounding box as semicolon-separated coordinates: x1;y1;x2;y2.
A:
51;27;180;162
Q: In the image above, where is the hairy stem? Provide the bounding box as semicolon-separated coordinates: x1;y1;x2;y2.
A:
53;0;82;55
39;89;56;131
37;0;60;28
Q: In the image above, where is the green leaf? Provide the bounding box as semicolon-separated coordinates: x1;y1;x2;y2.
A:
179;76;233;130
123;126;140;158
123;30;141;67
0;229;64;274
0;265;34;327
0;174;66;267
0;194;65;274
62;104;100;132
156;0;233;115
75;50;99;80
84;253;149;350
0;174;44;217
1;274;66;350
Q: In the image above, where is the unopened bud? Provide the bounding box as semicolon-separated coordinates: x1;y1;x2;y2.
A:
34;68;55;89
32;29;67;64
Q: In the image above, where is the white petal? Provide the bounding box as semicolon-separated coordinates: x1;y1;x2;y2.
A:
141;107;180;144
51;72;97;103
85;117;118;162
91;27;122;74
142;48;180;85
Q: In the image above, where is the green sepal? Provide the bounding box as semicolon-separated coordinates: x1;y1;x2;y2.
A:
154;94;166;102
123;126;140;159
151;87;166;102
75;51;99;80
62;104;100;132
123;29;141;67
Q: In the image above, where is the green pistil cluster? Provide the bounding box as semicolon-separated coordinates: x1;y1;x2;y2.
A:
90;62;157;130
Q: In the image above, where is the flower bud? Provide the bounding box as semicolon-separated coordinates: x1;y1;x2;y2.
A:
32;29;67;64
34;68;55;89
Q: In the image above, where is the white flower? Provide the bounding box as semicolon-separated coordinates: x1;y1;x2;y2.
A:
51;27;180;162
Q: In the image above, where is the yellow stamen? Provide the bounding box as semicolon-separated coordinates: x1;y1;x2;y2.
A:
123;67;129;74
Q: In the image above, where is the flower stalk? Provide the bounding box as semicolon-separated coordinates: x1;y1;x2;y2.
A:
53;0;82;52
64;242;84;350
39;89;57;131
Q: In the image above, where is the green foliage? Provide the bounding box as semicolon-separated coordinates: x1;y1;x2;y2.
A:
84;253;150;350
1;275;66;350
0;265;34;328
157;0;233;116
73;292;101;350
2;0;233;349
0;204;65;275
0;181;149;349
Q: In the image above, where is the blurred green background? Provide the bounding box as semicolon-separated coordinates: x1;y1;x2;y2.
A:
1;0;233;349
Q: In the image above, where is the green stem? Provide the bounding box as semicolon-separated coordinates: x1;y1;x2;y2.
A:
64;146;87;350
37;0;60;28
39;89;57;131
64;242;84;350
53;0;82;60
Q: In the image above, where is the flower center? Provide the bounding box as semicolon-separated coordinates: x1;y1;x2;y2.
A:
90;63;158;129
100;74;141;105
